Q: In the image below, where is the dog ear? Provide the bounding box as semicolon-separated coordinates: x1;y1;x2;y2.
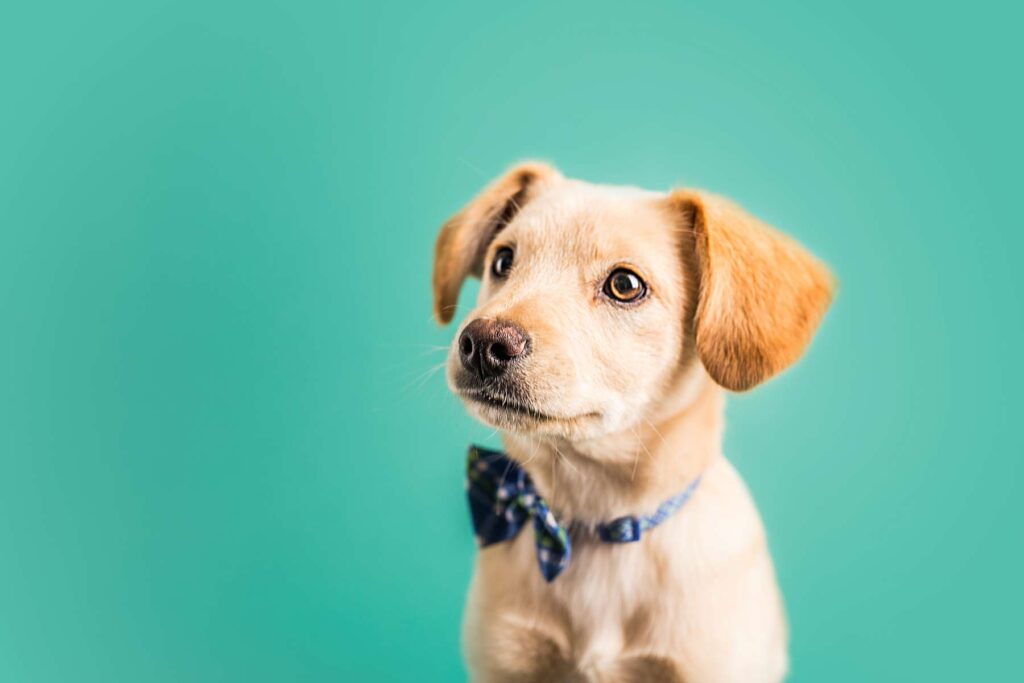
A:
432;161;562;324
668;189;835;391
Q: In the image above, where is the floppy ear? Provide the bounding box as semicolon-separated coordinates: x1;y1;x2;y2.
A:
668;190;835;391
432;161;562;324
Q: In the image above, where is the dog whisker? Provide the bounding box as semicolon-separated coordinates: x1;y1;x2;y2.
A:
553;444;579;476
521;434;541;466
397;361;447;398
642;417;668;448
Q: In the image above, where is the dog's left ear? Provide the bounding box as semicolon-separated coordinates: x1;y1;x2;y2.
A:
432;161;562;324
668;189;835;391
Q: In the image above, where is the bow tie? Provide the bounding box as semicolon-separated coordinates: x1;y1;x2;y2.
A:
465;445;702;582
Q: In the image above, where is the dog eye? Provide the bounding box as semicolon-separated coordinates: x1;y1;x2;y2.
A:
603;268;647;303
491;247;514;278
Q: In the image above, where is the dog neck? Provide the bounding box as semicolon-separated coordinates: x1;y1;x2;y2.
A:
501;368;724;523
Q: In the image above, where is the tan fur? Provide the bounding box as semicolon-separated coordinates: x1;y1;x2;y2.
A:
433;162;834;682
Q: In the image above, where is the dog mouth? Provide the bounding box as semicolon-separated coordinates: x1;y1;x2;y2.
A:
455;384;603;429
458;388;556;422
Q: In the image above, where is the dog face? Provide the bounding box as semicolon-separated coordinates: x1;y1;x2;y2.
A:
433;162;833;441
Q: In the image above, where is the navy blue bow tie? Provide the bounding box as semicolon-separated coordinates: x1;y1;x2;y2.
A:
465;445;702;582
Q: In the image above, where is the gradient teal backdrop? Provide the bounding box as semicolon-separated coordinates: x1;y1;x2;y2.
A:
2;1;1021;680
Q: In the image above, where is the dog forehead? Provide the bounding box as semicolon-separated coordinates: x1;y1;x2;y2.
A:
513;180;679;263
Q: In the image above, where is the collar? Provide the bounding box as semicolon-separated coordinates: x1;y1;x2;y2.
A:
465;444;702;582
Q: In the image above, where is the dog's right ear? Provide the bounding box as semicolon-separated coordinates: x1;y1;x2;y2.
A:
432;162;562;325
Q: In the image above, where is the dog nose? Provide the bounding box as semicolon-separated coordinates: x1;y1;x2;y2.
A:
459;318;531;379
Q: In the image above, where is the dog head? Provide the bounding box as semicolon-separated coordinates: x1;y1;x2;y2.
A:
433;162;834;441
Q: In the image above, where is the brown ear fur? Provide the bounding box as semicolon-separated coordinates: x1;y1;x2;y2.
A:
670;190;835;391
432;161;561;324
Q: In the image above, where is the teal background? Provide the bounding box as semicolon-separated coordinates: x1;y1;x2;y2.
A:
2;1;1021;680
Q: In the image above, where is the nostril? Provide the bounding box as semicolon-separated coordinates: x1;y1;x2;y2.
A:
489;342;512;363
460;335;474;357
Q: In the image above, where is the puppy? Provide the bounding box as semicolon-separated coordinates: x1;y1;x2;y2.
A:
433;162;833;682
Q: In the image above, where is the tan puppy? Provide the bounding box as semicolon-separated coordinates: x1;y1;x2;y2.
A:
433;162;833;682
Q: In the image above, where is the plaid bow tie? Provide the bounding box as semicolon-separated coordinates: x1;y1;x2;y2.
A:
465;445;702;582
